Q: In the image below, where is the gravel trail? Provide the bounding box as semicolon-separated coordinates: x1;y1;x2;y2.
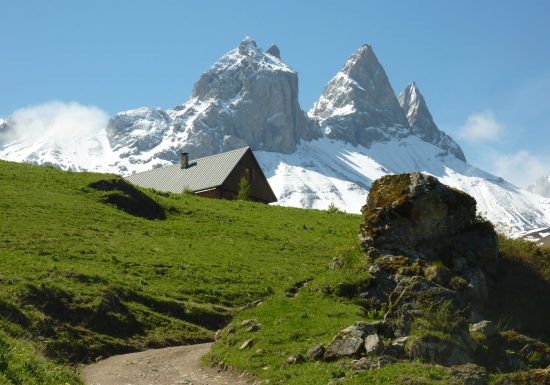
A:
82;343;250;385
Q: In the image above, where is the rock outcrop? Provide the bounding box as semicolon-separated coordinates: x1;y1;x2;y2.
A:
360;173;498;263
321;173;550;376
399;82;466;161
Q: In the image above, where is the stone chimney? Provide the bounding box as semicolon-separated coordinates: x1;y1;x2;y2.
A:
180;152;189;169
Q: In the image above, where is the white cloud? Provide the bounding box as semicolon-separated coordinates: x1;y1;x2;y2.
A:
0;101;109;144
491;150;550;188
0;101;114;171
458;110;504;142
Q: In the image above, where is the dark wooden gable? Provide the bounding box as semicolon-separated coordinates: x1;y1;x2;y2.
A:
220;148;277;204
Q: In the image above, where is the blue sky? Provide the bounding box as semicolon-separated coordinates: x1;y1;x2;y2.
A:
1;0;549;186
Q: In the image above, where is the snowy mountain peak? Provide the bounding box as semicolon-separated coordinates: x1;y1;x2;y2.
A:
399;82;466;161
309;44;409;147
102;38;314;170
238;36;259;55
2;41;549;238
341;44;386;88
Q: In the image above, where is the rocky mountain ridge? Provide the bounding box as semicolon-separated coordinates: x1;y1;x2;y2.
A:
0;38;463;172
1;38;549;236
399;82;466;161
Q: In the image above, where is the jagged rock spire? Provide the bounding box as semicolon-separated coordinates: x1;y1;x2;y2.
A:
266;44;281;59
309;44;409;147
399;82;466;161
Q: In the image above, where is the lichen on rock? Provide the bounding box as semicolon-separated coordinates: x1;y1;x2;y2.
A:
321;172;550;376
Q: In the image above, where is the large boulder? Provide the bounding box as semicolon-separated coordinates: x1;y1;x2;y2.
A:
360;173;498;263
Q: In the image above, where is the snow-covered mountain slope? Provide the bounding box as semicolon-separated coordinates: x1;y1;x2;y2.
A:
256;137;550;236
1;38;549;237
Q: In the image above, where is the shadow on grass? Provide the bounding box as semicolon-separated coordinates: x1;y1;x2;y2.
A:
89;178;166;220
487;255;550;343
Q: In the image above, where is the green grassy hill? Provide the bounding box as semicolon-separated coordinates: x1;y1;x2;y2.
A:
0;160;362;383
1;160;550;385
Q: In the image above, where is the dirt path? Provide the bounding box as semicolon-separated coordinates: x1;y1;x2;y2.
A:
81;343;251;385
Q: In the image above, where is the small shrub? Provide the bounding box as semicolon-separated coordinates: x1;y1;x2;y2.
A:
237;176;250;201
327;202;341;214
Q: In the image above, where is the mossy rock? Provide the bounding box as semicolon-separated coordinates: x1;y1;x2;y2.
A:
494;368;550;385
360;173;497;263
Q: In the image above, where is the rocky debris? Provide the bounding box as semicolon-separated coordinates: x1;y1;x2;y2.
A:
343;355;397;371
450;363;488;385
364;333;384;356
406;332;475;366
239;339;254;350
385;336;408;358
246;324;262;332
285;354;305;365
324;324;366;360
306;344;325;360
494;368;550;385
237;319;262;332
377;355;397;368
309;44;410;148
470;320;497;337
499;331;550;369
399;82;466;161
238;299;263;311
349;356;378;370
240;319;257;328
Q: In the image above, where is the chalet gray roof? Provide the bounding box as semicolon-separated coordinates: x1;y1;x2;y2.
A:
125;147;250;193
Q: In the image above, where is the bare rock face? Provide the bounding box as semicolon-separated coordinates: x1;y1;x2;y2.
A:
309;44;409;147
399;82;466;162
106;107;171;155
192;37;312;154
266;44;281;59
360;173;498;262
105;37;315;167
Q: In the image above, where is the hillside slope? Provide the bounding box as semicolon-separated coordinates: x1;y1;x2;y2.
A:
1;161;550;385
0;159;360;365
